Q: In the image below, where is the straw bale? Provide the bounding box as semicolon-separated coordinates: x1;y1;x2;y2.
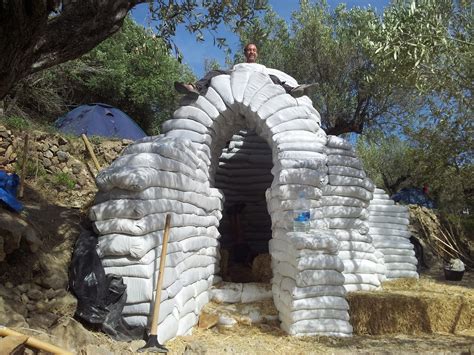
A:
348;278;473;335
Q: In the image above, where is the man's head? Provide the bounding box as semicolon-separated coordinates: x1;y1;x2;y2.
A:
244;43;258;63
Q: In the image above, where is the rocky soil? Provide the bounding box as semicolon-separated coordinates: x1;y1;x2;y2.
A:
0;125;472;354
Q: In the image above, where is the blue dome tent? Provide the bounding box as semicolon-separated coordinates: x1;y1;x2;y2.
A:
55;103;147;140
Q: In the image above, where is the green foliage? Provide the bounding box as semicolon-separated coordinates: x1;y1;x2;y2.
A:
356;134;417;194
148;0;269;57
14;158;47;179
58;17;194;134
237;0;415;135
0;115;31;130
51;172;76;190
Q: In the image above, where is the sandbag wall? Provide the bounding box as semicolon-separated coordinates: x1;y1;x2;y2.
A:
90;136;223;342
368;188;418;279
270;230;352;337
88;63;421;342
323;136;387;292
214;130;273;253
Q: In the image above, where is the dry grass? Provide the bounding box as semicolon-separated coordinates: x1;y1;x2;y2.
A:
158;273;474;354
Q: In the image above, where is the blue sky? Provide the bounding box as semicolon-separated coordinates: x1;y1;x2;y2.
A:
132;1;389;78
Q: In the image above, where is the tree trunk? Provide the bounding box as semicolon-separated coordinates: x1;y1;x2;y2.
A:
0;0;146;99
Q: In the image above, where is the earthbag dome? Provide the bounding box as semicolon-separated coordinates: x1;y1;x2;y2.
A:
89;63;417;342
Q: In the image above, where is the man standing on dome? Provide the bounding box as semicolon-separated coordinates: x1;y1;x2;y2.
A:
174;43;313;99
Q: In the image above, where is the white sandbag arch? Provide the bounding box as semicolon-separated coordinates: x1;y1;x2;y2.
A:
90;64;414;341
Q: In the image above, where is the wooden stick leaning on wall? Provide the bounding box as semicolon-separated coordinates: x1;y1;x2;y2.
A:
18;133;29;198
81;134;101;174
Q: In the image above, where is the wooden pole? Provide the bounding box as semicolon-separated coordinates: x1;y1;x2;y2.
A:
18;133;29;198
0;326;73;355
81;134;101;172
149;214;172;336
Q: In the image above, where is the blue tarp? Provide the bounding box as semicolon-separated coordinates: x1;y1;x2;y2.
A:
391;188;436;209
0;171;23;212
55;103;147;140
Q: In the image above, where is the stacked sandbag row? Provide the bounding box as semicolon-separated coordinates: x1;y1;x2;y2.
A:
90;136;223;342
270;230;352;337
368;188;418;279
214;130;273;253
323;136;386;291
265;113;328;233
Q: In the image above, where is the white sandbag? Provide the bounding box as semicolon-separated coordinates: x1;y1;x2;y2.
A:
270;248;343;272
328;175;374;191
385;262;417;271
368;221;409;232
94;212;218;236
368;215;410;225
194;291;210;313
165;129;212;146
265;106;314;129
278;294;349;312
332;231;373;243
231;68;251;103
369;198;395;206
368;210;409;218
323;185;373;201
270;119;319;135
327;135;353;150
371;240;413;250
123;311;179;343
209;75;236;112
276;151;327;163
96;226;208;258
328;218;368;232
386;270;419;279
327;155;363;170
328;165;366;179
338;240;377;253
256;94;297;120
162;118;208;134
122;139;201;169
173;105;214;127
344;283;380;292
241;283;273;303
368;228;411;237
322;206;366;218
271;231;340;253
384;255;418;264
271;158;328;173
177;312;197;336
368;204;408;213
326;148;357;158
279;308;350;323
274;263;345;287
97;167;209;193
203;86;228;115
90;198;209;221
343;273;381;286
275;274;346;299
268;184;323;200
337;251;380;264
276;142;326;154
242;71;274;106
249;83;286;113
342;259;386;274
273;168;327;187
376;248;415;256
122;275;176;303
281;318;353;336
95;186;222;213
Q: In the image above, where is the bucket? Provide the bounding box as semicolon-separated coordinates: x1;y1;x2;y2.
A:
444;268;464;281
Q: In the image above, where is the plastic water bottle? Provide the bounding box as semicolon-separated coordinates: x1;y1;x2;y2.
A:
293;191;310;233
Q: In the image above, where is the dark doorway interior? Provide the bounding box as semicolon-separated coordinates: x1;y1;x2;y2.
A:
214;130;273;283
